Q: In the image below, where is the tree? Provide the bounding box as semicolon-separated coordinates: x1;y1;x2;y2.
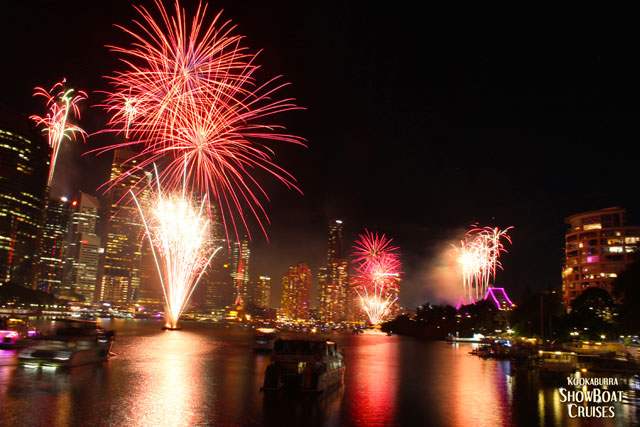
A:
611;246;640;334
569;287;618;339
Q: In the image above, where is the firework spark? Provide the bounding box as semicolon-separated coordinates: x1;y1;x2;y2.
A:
453;225;513;304
352;230;402;325
30;79;87;187
95;0;304;241
132;167;221;329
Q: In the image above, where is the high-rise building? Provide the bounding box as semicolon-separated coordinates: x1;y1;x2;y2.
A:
562;207;640;306
346;276;366;323
255;275;271;307
0;107;48;287
318;219;348;323
36;197;71;294
136;238;164;306
231;238;250;306
328;219;343;263
280;274;291;316
100;148;150;305
62;192;101;302
281;262;311;320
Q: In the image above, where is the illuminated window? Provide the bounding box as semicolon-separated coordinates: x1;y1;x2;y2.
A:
584;224;602;230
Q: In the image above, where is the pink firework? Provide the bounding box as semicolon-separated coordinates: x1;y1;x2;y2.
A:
94;0;304;241
352;230;402;325
30;79;87;186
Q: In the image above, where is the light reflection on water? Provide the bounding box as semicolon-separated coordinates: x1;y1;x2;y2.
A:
0;320;637;426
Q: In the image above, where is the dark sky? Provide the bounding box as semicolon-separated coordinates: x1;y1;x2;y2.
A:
2;2;640;308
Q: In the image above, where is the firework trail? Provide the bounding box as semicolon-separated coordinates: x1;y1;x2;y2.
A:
453;225;512;304
132;165;222;329
95;0;304;241
30;79;87;187
352;230;402;325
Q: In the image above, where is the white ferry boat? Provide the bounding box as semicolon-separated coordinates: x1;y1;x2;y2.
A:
262;338;345;392
253;328;279;351
18;319;115;368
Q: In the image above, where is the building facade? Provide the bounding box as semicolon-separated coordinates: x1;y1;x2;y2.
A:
36;197;71;294
254;275;271;307
62;192;101;302
318;219;348;323
563;207;640;306
100;148;150;305
231;238;250;307
0;108;48;287
281;262;311;321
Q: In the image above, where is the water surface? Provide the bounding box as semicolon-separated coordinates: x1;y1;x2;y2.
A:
0;320;637;426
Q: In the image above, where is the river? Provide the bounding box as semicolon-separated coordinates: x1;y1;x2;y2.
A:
0;319;638;426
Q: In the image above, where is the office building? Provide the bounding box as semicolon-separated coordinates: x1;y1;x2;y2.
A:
62;192;101;301
281;262;311;321
36;197;71;294
254;275;271;307
231;238;250;306
0;107;48;287
318;219;348;323
100;148;150;305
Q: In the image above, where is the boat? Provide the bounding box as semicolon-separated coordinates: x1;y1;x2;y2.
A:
253;327;279;351
18;319;115;368
262;338;345;393
537;350;578;372
0;317;41;349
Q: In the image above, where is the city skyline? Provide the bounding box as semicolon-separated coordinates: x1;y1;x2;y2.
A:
1;2;640;309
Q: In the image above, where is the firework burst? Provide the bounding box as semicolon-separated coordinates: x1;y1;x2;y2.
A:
95;0;304;241
352;230;402;326
132;167;221;329
453;225;513;304
30;79;87;187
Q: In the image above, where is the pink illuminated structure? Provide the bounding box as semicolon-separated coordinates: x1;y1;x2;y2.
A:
483;287;514;310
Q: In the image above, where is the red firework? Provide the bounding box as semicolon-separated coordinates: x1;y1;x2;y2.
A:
94;0;304;240
352;230;402;325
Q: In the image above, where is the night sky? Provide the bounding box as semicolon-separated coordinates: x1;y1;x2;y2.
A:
2;2;639;308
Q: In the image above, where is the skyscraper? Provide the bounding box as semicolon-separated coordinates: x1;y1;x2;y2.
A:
62;192;101;302
328;219;343;263
318;219;348;323
255;275;271;307
346;276;366;323
0;107;48;287
36;197;71;294
231;238;250;307
281;263;311;320
100;148;150;305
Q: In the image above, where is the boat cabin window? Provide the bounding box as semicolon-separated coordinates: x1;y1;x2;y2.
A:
274;340;326;355
77;341;93;350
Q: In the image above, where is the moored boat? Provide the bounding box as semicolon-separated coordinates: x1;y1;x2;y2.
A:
537;350;578;373
0;317;41;349
253;327;279;351
262;338;345;392
18;319;115;368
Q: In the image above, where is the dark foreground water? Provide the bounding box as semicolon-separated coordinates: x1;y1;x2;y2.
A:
0;319;638;426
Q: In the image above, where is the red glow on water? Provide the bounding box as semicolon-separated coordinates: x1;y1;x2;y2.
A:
345;336;398;425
